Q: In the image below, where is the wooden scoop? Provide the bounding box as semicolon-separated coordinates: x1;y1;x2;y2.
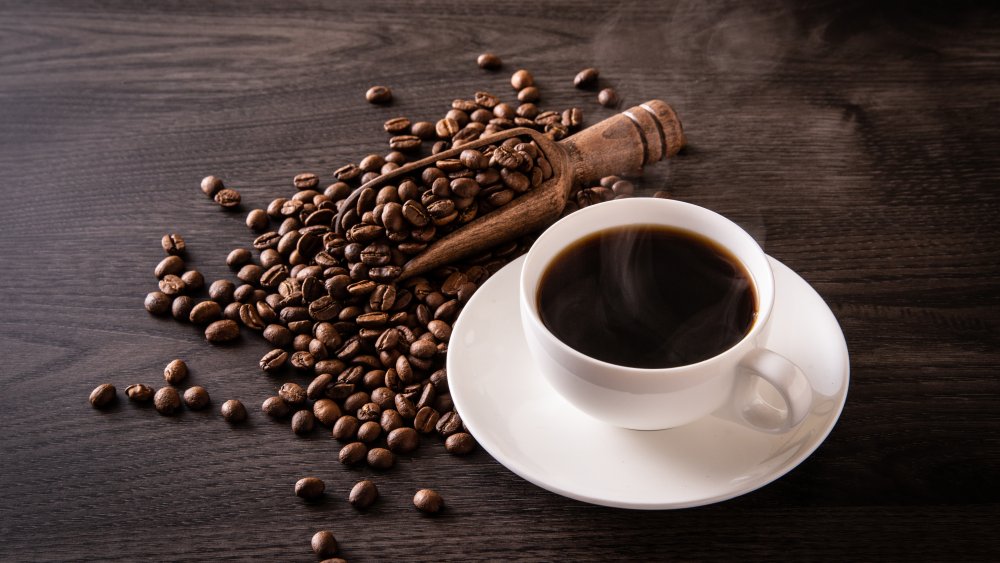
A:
335;99;685;280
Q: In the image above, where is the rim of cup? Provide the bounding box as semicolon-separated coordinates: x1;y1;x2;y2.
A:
519;197;776;376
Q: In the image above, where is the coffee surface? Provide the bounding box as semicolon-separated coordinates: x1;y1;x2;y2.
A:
537;225;756;368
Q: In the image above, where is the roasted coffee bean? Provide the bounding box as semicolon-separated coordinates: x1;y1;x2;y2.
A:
371;387;396;411
158;275;185;296
306;374;333;402
446;432;476;455
263;324;293;347
574;67;599;88
380;409;404;434
383;116;411;134
342;391;370;413
389;134;421;152
349;480;378;509
259;348;288;372
562;107;583;128
236;264;264;285
436;410;463;437
598;87;619;107
511;69;534;90
357;420;381;443
183;386;210;410
144;291;171;315
357;402;381;422
226;248;251;268
332;415;359;441
89;384;116;409
154;255;184;278
312;531;338;558
208;279;236;304
517;86;540;103
180;269;204;291
205;319;240;343
238;303;265;330
366;85;392;104
477;52;501;69
387;426;419;453
246;208;269;231
295;476;326;500
294;172;319;190
427;320;451;341
289;350;315;371
163;359;188;385
429;369;449;393
214;188;241;208
262;396;290;418
233;284;255;303
222;301;241;321
292;409;315;435
278;382;307;406
435;117;460;139
408;121;435;141
161;233;186;256
201;175;223;197
221;399;247;423
314;399;342;426
612;179;635;196
413;406;440;433
413;488;443;514
339;441;367;465
154;386;181;415
367;446;395;469
253;231;280;250
125;383;154;402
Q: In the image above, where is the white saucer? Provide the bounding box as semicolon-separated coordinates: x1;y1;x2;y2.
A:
449;255;849;509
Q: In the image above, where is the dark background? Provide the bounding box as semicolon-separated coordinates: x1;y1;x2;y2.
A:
1;0;998;560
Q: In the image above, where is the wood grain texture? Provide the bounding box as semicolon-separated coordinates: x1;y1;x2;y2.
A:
1;0;998;560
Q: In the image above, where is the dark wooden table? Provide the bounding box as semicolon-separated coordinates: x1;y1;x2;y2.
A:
2;1;998;560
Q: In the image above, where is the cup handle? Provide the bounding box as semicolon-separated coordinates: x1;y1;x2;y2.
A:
727;348;814;433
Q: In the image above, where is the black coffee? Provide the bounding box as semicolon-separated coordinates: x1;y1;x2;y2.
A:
537;225;757;369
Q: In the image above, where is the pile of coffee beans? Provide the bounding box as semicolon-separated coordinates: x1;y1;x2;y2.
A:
95;53;674;559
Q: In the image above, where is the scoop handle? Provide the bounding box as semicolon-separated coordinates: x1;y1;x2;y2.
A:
560;99;685;186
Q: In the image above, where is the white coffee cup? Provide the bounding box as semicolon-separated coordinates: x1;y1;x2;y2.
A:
519;198;813;431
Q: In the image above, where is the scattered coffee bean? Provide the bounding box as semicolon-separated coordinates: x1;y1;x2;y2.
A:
387;427;419;453
293;172;319;190
125;383;154;402
246;208;269;231
205;319;240;343
477;52;502;70
295;476;326;500
517;86;540;103
332;415;360;441
200;175;223;197
349;480;378;509
214;188;241;209
292;410;315;435
209;279;236;304
154;386;182;415
144;291;171;315
163;359;188;385
653;190;670;199
262;396;290;418
278;382;307;405
226;248;251;268
367;447;395;470
511;69;534;90
598;87;619;107
312;531;338;558
161;233;186;256
314;399;342;426
180;270;204;291
155;255;184;278
89;384;116;409
574;67;599;88
183;386;211;410
158;274;185;296
357;420;381;443
413;488;443;513
366;85;392;104
220;399;247;423
383;117;411;133
189;300;222;325
445;432;476;455
414;406;440;433
339;441;367;465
